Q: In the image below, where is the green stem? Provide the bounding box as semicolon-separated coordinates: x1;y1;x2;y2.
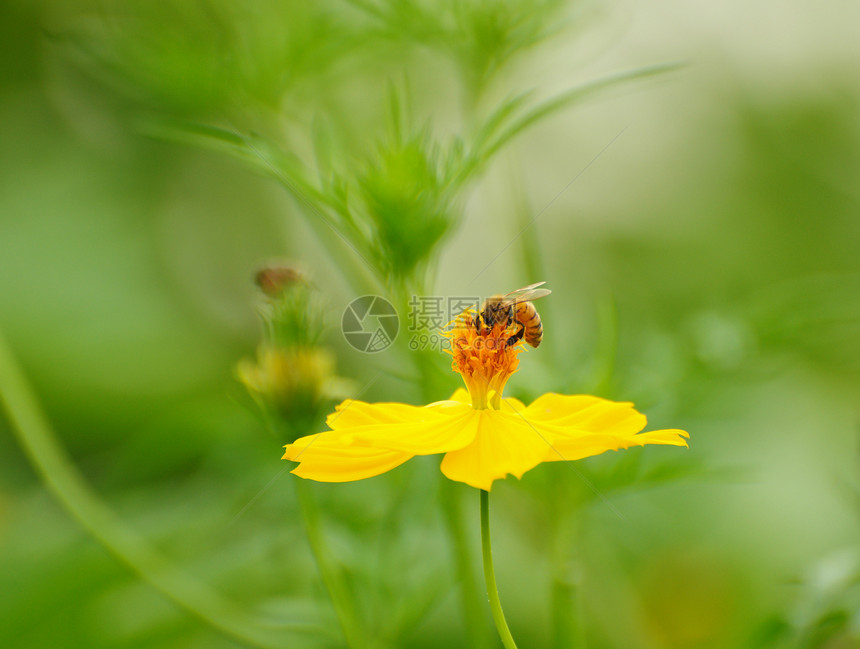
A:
480;490;519;649
440;480;493;649
295;479;365;649
0;330;290;649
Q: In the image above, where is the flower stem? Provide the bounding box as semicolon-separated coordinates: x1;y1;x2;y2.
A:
480;489;519;649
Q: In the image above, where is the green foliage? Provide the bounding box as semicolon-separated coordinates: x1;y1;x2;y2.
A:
3;1;860;649
70;0;358;113
76;0;678;291
346;0;568;92
750;550;860;649
357;132;459;279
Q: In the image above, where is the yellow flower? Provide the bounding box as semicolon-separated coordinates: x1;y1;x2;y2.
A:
283;311;688;490
238;346;355;440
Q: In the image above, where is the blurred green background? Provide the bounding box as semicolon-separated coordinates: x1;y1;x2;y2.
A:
1;1;859;648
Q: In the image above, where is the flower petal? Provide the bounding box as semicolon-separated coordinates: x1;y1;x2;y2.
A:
542;426;689;462
426;398;471;410
498;395;527;414
448;388;471;404
515;394;689;463
350;405;478;454
440;410;552;491
326;399;436;429
524;393;646;435
283;432;412;482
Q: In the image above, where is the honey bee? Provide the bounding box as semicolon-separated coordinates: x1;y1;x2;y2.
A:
475;282;551;348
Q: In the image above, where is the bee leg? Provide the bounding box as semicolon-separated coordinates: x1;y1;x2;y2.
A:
475;311;487;336
505;323;525;349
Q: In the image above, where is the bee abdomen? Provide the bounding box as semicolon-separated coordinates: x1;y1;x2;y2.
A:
529;322;543;347
515;302;544;347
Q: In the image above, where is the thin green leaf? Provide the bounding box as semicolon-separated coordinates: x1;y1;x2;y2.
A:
483;61;685;160
472;91;534;155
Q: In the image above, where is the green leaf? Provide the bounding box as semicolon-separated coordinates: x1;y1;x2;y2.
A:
482;62;685;161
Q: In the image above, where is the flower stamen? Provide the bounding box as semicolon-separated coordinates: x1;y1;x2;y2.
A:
444;310;523;410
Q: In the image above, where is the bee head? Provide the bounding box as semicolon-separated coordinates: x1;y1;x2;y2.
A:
481;297;514;328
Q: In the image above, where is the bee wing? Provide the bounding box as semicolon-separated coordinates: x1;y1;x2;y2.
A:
504;281;546;295
512;288;551;303
501;282;551;304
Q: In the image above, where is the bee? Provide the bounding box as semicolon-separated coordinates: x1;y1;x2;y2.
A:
475;282;551;348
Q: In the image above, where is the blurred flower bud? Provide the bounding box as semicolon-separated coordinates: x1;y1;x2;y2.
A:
255;265;306;297
238;346;353;440
253;264;325;349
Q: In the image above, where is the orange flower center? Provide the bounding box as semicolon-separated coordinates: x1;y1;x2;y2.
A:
444;310;523;409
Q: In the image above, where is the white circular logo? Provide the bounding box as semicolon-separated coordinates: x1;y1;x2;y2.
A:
341;296;399;352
